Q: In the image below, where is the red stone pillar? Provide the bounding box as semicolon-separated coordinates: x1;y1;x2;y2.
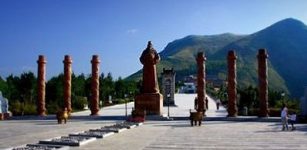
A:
258;49;269;117
63;55;72;114
37;55;47;116
196;52;206;113
227;50;238;117
90;55;100;116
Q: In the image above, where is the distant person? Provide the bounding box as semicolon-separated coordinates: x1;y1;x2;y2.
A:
205;97;209;110
216;99;221;110
281;103;289;131
289;111;297;131
194;96;198;110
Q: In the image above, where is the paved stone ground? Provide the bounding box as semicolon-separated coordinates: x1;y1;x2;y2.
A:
73;121;307;150
1;94;307;150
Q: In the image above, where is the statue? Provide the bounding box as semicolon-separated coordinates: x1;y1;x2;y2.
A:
2;98;8;113
134;41;163;115
140;41;160;93
0;91;9;120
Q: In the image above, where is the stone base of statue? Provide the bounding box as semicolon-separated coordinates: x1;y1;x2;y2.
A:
4;113;10;119
135;93;163;115
0;113;10;120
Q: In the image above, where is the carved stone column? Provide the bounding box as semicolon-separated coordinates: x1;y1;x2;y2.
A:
37;55;47;116
90;55;100;116
196;52;206;113
227;50;238;117
63;55;72;114
258;49;269;117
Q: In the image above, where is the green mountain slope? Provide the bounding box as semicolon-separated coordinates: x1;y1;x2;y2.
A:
128;33;246;81
127;18;307;98
214;18;307;97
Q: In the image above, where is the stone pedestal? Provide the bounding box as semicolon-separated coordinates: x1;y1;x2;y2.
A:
227;50;238;117
258;49;269;117
0;113;10;120
37;55;47;116
135;93;163;115
90;55;100;116
63;55;72;114
3;113;10;119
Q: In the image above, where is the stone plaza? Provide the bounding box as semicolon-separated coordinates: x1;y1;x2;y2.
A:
1;94;307;150
1;43;306;149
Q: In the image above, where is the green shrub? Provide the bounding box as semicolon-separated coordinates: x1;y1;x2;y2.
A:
23;103;36;115
10;101;22;116
46;102;60;114
72;96;88;110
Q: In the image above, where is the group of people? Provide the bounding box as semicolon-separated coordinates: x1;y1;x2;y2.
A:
281;103;297;131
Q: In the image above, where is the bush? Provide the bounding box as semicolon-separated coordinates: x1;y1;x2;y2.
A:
23;103;36;115
72;96;88;110
10;101;22;116
46;102;60;114
9;101;37;115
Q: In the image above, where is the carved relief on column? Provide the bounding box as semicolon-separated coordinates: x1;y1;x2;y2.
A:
37;55;47;116
227;50;238;117
258;49;269;117
90;55;100;116
63;55;72;114
196;52;206;113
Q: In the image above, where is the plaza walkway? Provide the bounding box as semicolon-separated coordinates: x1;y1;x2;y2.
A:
1;94;307;150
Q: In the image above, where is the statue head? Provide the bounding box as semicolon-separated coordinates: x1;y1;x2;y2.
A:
140;41;160;65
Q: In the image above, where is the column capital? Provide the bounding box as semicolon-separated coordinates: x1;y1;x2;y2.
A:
63;55;73;64
91;55;100;64
257;49;269;59
227;50;237;60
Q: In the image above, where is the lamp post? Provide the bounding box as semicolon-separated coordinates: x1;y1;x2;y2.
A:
167;93;171;118
281;92;285;102
124;94;128;118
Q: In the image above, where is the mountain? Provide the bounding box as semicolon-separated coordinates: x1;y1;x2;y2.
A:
213;18;307;97
127;18;307;98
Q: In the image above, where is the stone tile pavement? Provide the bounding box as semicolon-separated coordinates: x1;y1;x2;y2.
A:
1;94;307;150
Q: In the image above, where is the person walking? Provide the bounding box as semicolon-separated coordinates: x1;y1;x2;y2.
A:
281;103;288;131
289;111;297;131
205;97;209;110
216;99;221;110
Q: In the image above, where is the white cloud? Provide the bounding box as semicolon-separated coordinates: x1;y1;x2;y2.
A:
126;29;138;34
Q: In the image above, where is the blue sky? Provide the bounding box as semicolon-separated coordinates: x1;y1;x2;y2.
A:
1;0;307;79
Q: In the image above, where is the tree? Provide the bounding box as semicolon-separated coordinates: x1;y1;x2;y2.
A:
0;76;7;96
100;72;115;102
19;72;36;104
46;74;64;112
